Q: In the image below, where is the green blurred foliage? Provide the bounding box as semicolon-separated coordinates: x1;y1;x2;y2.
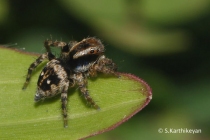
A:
0;0;210;139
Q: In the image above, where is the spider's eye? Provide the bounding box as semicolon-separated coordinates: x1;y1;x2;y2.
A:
90;49;95;54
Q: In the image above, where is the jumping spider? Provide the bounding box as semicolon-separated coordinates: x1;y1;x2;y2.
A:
22;37;118;127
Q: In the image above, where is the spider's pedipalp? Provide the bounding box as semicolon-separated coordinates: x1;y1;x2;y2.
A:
89;55;118;77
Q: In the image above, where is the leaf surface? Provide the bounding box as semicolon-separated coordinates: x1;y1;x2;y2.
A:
0;47;152;140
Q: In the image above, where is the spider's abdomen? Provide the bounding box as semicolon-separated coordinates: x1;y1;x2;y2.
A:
35;59;69;101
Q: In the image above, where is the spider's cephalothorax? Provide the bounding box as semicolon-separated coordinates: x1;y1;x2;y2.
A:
22;37;118;127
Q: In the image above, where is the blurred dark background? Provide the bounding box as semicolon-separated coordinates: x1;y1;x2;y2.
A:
0;0;210;139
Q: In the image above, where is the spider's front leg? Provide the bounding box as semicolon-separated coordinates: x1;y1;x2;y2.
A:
44;39;67;49
22;52;55;90
45;39;72;60
73;73;100;110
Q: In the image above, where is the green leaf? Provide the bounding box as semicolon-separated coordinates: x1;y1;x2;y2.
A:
0;47;152;140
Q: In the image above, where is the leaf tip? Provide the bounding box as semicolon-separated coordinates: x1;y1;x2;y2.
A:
82;72;152;140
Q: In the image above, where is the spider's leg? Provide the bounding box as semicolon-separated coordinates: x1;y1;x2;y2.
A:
44;40;53;53
75;73;100;110
22;52;55;90
44;39;67;49
44;39;71;59
61;82;69;128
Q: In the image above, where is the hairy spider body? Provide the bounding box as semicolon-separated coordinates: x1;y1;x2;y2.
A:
22;37;117;127
35;59;69;101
